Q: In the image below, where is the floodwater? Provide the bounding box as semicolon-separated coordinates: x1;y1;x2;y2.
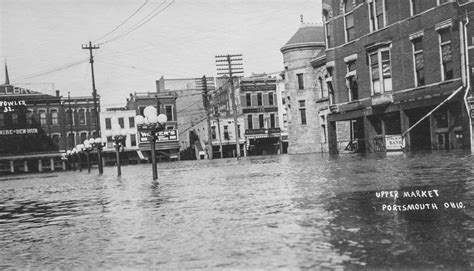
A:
0;152;473;269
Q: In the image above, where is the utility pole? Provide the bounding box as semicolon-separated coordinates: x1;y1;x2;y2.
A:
214;106;224;158
82;41;103;174
216;54;243;158
67;91;73;149
197;75;214;159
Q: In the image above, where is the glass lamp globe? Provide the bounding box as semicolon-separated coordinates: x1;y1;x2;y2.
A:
66;150;71;155
148;115;159;124
157;114;168;125
88;138;95;145
94;138;102;144
143;106;157;118
135;115;145;125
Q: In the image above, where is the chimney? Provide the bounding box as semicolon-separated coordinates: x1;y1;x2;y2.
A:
56;89;60;97
4;61;10;85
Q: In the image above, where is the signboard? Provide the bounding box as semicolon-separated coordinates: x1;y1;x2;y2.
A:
0;86;38;95
0;100;27;112
139;129;179;143
0;128;38;136
241;84;276;92
385;135;403;151
245;127;281;135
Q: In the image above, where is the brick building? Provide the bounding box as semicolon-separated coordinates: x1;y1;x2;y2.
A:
281;22;332;153
323;0;474;153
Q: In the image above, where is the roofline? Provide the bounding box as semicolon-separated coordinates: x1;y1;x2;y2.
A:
280;42;325;53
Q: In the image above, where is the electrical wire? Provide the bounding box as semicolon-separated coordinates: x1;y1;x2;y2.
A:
11;58;89;82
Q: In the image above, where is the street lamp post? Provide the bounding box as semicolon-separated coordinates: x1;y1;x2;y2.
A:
65;149;76;171
89;137;105;173
106;126;127;177
76;144;85;172
83;140;93;173
135;106;167;180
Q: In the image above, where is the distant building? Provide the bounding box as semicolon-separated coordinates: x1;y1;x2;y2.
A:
100;108;139;151
323;0;474;153
240;75;283;155
125;92;179;161
281;22;332;153
276;73;289;153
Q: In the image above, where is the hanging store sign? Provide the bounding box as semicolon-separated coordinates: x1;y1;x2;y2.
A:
0;128;38;136
139;129;179;143
385;135;403;151
0;100;27;112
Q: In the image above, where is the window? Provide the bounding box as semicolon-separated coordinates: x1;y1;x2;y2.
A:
211;126;217;139
439;28;453;81
165;105;173;121
299;100;307;125
247;115;253;129
320;115;327;143
344;0;355;42
129;117;135;128
68;133;75;148
107;136;113;148
257;93;263;106
323;10;331;48
297;73;304;90
52;134;60;148
369;47;392;94
224;125;229;140
105;118;112;129
0;114;4;127
369;0;385;31
259;114;264;128
270;113;275;128
130;134;137;147
410;0;420;16
39;110;46;126
139;106;145;116
346;60;358;101
237;124;241;138
91;109;97;126
318;77;327;99
326;67;335;104
412;37;425;86
26;110;33;125
51;109;58;126
246;93;252;106
80;132;87;143
268;92;274;105
78;109;86;125
118;117;124;129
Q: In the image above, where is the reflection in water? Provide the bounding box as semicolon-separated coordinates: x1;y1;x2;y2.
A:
0;151;473;269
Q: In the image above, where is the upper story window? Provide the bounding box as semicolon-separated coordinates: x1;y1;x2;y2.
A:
211;126;217;139
410;0;420;16
223;125;229;140
268;92;274;105
323;10;332;48
369;47;392;95
51;109;58;126
247;114;253;129
346;60;358;101
368;0;386;32
326;67;335;104
246;93;252;106
78;108;86;125
299;100;307;125
439;28;453;81
12;112;19;126
270;113;276;128
297;73;304;90
26;110;33;125
129;117;135;128
118;117;124;129
39;110;47;126
0;114;4;127
257;93;263;106
344;0;355;42
412;37;425;86
165;105;173;122
105;118;112;129
259;114;264;128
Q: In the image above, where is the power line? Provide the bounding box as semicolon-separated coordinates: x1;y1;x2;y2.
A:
93;0;150;43
11;58;89;82
99;0;175;45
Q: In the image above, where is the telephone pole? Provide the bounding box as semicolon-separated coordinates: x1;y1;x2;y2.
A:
216;54;243;158
82;41;103;174
196;75;214;159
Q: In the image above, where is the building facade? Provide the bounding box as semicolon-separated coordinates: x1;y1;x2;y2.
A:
323;0;474;153
240;75;283;155
281;22;332;154
125;92;180;161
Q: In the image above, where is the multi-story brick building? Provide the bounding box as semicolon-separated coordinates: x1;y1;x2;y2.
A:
323;0;474;153
281;22;332;153
240;75;283;155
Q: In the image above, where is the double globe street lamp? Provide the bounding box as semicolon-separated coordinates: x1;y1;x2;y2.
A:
135;106;167;180
105;125;128;177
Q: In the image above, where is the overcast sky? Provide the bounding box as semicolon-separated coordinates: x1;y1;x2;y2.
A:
1;0;322;108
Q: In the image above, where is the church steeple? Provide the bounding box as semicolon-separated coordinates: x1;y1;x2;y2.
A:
4;61;10;85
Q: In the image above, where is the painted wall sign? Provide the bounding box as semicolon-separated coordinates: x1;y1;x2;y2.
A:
0;100;27;112
0;128;38;135
0;86;38;95
385;135;403;151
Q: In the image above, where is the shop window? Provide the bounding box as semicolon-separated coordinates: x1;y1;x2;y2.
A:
434;111;448;128
369;47;392;94
385;113;401;135
369;0;386;32
412;37;425;86
344;0;354;42
439;28;453;81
